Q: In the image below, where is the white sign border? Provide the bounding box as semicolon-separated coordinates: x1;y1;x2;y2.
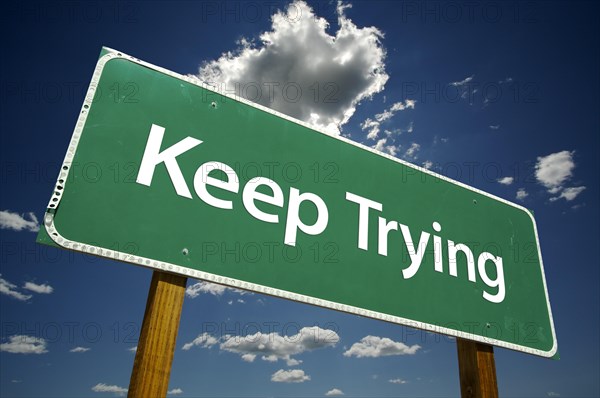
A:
43;47;557;358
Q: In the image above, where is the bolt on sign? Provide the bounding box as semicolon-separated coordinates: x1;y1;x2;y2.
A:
38;47;557;357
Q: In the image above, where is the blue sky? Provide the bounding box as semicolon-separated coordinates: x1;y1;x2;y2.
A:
0;1;599;397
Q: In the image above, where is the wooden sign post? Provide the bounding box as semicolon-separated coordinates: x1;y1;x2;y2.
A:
457;338;499;398
128;271;187;398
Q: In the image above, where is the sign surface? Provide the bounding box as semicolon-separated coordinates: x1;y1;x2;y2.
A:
38;47;557;357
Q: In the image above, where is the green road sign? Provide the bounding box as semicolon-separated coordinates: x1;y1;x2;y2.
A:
38;47;557;357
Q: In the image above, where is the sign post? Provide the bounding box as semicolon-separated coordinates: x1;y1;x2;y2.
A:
128;271;187;397
36;47;557;397
457;339;499;398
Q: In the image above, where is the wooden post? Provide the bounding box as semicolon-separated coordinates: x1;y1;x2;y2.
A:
456;338;499;398
128;271;187;398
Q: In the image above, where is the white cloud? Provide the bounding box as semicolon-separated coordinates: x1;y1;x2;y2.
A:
489;125;500;130
128;346;137;353
198;0;388;135
535;150;575;193
547;392;560;397
185;281;227;298
497;176;514;185
70;347;90;353
362;100;415;140
516;188;528;201
91;383;127;396
498;77;513;84
185;281;251;298
168;388;183;395
422;160;433;170
361;118;380;140
450;75;474;87
550;186;586;202
0;210;39;232
271;369;310;383
404;142;420;159
389;378;408;384
325;388;345;396
0;275;32;301
181;332;219;351
183;326;338;365
343;335;420;358
0;335;48;354
371;137;399;157
23;282;54;294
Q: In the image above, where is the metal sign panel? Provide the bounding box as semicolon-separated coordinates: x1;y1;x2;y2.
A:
38;48;557;357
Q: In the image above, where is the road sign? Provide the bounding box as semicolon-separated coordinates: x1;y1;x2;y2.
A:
38;47;557;357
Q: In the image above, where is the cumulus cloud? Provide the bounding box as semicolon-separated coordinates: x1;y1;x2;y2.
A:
516;188;528;201
0;275;32;301
497;176;514;185
0;210;39;232
343;336;420;358
168;388;183;395
182;326;338;365
0;335;48;354
271;369;310;383
389;378;408;384
181;332;219;351
325;388;345;396
185;281;227;298
422;160;433;170
23;282;54;294
91;383;127;396
371;137;399;157
404;142;420;160
535;151;575;193
197;0;389;134
185;281;251;298
550;186;586;202
535;151;586;202
70;347;90;353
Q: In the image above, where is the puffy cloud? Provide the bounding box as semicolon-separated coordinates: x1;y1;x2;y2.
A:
0;275;32;301
389;378;408;384
516;188;528;201
91;383;127;396
404;142;420;159
535;151;575;193
23;282;53;294
371;138;399;157
181;332;219;351
0;210;39;232
185;281;252;298
422;160;433;170
325;388;345;396
343;335;420;358
185;281;227;298
0;335;48;354
198;1;388;134
497;176;514;185
182;326;338;365
70;347;90;353
168;388;183;395
271;369;310;383
550;186;586;202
